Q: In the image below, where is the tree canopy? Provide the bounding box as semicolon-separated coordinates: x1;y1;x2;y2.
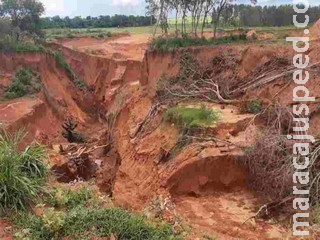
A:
40;15;155;29
0;0;44;37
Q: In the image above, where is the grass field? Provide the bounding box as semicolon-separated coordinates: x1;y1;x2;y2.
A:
44;24;302;46
44;25;298;36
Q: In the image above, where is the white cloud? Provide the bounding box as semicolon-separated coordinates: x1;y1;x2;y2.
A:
40;0;66;16
112;0;140;8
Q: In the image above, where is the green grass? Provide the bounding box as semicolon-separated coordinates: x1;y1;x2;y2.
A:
44;186;93;210
4;68;41;100
0;35;46;53
164;106;220;129
45;28;114;40
149;34;247;51
14;207;178;240
13;185;180;240
0;130;48;213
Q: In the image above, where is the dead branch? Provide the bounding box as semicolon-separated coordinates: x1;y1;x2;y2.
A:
242;196;294;224
239;61;320;92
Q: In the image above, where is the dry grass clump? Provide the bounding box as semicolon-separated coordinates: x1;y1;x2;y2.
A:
243;105;306;212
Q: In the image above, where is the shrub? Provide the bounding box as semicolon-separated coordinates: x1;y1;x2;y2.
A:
240;98;263;114
149;34;247;51
0;35;45;53
0;130;48;213
97;33;105;38
61;117;85;143
4;68;41;99
75;78;87;90
164;106;219;129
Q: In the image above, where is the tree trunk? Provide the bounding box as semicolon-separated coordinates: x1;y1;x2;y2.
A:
175;10;178;37
201;12;208;37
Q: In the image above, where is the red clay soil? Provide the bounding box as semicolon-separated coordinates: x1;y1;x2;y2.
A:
51;42;143;103
309;19;320;41
55;34;149;61
3;36;320;238
0;220;12;240
0;52;96;147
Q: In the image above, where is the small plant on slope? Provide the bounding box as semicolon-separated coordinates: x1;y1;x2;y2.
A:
164;106;220;129
0;130;48;213
240;98;263;114
4;68;41;99
61;117;85;143
13;186;180;240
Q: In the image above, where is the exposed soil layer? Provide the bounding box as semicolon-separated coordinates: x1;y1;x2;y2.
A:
55;34;149;61
0;220;12;240
3;34;320;238
309;19;320;41
51;42;143;103
166;154;247;196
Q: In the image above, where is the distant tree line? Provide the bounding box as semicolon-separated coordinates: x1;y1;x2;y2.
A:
146;0;258;38
40;15;156;29
232;4;320;27
146;0;320;38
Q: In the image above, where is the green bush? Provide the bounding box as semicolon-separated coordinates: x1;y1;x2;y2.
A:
240;98;263;114
4;68;41;99
106;31;112;37
0;130;48;213
75;77;87;90
164;106;219;129
0;35;45;53
149;34;247;51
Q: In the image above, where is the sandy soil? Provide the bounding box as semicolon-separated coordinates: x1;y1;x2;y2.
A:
175;192;289;240
0;98;43;126
57;34;150;61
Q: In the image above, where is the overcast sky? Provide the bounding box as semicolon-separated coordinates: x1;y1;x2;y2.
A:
40;0;320;17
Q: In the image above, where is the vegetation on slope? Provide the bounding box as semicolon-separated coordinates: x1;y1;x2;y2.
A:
149;34;247;51
0;130;48;213
4;68;41;99
164;106;219;129
13;185;180;240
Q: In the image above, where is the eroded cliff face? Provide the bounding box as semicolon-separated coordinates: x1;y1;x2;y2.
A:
50;43;143;104
2;39;320;239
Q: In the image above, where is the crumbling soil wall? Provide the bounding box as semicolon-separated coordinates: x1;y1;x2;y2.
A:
0;52;88;122
50;43;143;103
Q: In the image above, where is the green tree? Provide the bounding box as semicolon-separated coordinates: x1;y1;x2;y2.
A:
0;0;44;39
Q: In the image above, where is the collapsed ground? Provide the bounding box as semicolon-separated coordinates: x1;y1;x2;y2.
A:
1;27;320;239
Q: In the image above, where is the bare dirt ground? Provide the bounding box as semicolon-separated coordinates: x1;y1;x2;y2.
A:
56;34;150;61
0;220;12;240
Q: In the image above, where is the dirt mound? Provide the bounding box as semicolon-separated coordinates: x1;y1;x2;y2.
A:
246;30;257;40
309;19;320;41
